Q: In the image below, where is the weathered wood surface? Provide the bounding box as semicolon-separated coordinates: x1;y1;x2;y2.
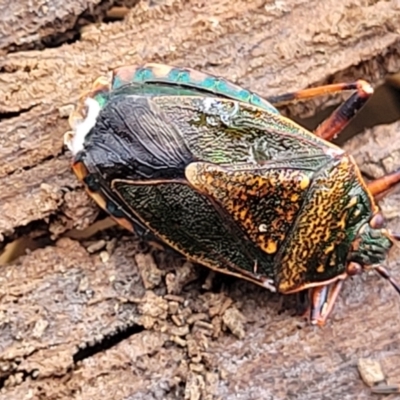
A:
0;0;140;54
1;1;400;399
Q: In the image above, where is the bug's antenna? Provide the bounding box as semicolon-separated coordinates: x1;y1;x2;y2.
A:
375;266;400;295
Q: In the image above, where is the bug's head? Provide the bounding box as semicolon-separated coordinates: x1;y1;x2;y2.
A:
64;76;110;156
347;213;400;295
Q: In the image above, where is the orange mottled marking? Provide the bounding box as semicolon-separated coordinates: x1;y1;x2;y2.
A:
277;155;371;293
265;240;277;254
299;176;310;190
186;162;312;257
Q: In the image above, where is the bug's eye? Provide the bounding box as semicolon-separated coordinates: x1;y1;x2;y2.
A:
370;213;385;229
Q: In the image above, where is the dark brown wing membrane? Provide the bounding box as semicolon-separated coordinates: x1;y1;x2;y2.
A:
84;95;195;180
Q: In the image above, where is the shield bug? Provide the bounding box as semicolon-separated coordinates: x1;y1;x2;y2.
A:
64;63;400;325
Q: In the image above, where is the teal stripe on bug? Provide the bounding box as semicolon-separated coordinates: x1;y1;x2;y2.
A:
135;67;155;82
174;70;192;84
111;63;279;114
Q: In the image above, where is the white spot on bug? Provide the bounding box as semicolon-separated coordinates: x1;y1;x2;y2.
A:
199;97;239;126
262;278;276;292
201;97;218;113
259;224;268;233
64;97;101;155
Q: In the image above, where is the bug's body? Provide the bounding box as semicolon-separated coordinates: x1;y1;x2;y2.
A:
66;63;400;324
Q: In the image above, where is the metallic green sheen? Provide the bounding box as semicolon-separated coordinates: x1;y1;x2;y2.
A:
142;96;333;166
113;181;274;276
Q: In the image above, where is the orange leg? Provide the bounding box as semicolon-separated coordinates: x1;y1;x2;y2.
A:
308;280;344;326
306;263;400;326
367;168;400;198
266;80;373;141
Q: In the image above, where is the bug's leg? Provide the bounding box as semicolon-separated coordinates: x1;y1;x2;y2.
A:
367;168;400;199
266;80;373;141
308;262;364;325
375;266;400;295
308;280;344;326
296;290;309;317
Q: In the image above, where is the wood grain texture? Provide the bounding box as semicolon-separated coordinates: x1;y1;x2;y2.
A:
0;0;140;54
0;0;400;399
